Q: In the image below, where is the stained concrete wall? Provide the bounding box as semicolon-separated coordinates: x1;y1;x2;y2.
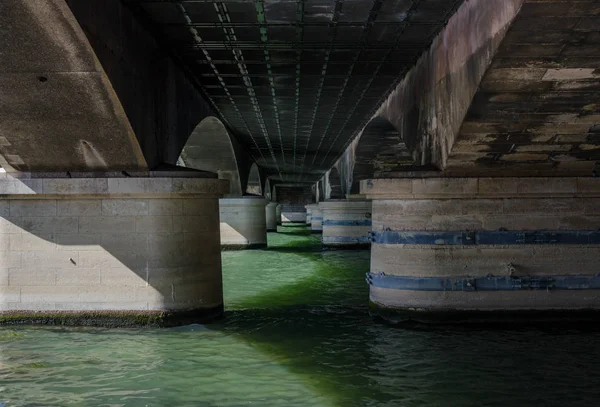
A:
376;0;524;169
448;1;600;176
0;174;229;315
331;0;524;186
328;167;344;199
364;177;600;312
276;186;313;208
0;0;147;172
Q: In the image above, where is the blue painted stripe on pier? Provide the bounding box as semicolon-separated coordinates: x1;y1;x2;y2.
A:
366;273;600;291
312;217;323;221
323;236;371;244
322;220;372;226
370;230;600;245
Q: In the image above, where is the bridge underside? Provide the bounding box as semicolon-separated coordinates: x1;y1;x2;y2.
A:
124;0;464;182
448;1;600;177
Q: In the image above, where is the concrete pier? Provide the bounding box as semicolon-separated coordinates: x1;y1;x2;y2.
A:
305;204;314;225
275;204;282;226
0;172;228;325
362;177;600;321
311;205;323;233
320;200;372;248
220;197;268;249
281;205;306;223
265;202;278;232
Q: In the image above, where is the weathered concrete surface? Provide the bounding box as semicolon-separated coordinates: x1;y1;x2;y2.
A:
275;204;282;226
219;197;268;249
448;0;600;176
276;185;311;223
311;205;323;233
320;200;372;248
347;117;414;193
365;177;600;318
376;0;524;169
0;172;228;323
265;202;278;232
63;0;230;170
0;0;146;172
179;117;244;197
330;0;523;189
305;204;314;225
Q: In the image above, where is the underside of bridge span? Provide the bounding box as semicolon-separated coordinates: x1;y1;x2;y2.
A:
2;0;600;325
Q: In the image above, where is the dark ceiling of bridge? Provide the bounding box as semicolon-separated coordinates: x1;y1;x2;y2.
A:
124;0;464;182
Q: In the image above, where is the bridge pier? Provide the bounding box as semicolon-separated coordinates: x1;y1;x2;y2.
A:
281;205;306;224
305;204;313;225
310;205;323;234
363;178;600;322
275;204;282;226
320;200;372;249
265;202;278;232
219;197;268;249
0;172;228;325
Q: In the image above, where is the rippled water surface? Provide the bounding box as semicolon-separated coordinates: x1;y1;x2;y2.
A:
1;225;600;406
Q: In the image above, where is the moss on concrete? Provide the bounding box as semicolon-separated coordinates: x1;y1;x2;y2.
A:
221;243;268;251
0;305;224;328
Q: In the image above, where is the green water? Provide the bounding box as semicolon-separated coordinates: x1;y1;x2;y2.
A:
1;225;600;406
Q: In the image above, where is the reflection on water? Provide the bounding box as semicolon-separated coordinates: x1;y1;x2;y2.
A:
1;225;600;406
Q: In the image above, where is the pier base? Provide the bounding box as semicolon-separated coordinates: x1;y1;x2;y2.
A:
265;202;278;232
363;177;600;321
220;197;268;249
320;200;371;248
0;171;228;325
311;205;323;234
275;204;282;226
281;205;306;223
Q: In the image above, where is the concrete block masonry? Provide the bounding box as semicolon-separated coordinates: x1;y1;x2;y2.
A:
310;205;322;233
362;177;600;321
319;200;372;248
219;197;268;249
0;172;228;326
265;202;278;232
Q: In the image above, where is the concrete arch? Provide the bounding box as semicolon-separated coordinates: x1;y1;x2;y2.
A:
329;167;344;200
0;0;147;172
264;178;273;201
246;163;262;196
350;116;414;193
179;116;243;197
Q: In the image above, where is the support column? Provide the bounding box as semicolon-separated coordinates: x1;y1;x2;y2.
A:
0;172;228;326
305;204;312;225
320;200;372;248
275;204;282;225
311;204;322;234
281;205;306;223
220;197;268;249
265;202;278;232
363;178;600;322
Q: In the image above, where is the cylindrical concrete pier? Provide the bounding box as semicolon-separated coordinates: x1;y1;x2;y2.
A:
0;172;229;326
311;205;323;233
305;204;313;225
265;202;278;232
362;177;600;322
320;200;372;248
275;204;282;225
281;204;306;223
220;197;268;249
